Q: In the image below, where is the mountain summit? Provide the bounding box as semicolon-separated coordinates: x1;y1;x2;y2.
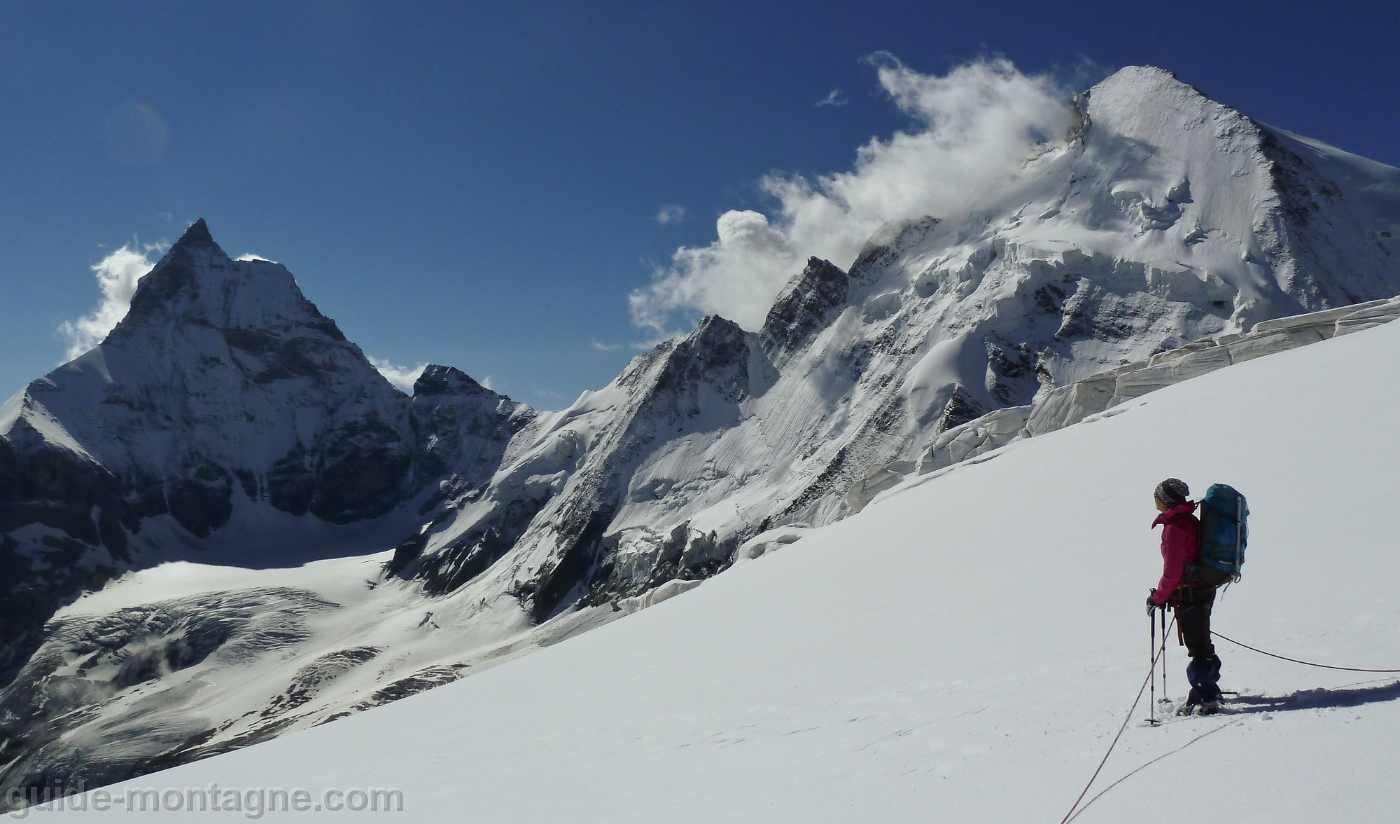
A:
2;68;1398;800
0;221;527;679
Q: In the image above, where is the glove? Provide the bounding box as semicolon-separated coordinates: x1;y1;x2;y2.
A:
1146;592;1164;617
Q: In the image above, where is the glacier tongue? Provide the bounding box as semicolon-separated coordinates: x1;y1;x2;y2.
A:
2;65;1400;800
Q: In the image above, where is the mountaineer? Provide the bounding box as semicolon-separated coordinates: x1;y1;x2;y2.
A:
1147;478;1224;715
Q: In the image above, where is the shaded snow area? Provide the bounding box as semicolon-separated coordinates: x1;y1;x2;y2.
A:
30;290;1400;823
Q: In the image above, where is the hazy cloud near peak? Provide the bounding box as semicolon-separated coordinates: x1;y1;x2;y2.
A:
816;88;848;107
58;242;167;361
629;56;1073;334
369;357;427;393
656;204;686;225
103;101;170;166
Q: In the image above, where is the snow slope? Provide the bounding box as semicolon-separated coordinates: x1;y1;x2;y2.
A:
4;65;1399;799
30;283;1400;822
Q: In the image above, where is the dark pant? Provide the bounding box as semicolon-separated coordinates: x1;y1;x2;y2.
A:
1175;585;1222;702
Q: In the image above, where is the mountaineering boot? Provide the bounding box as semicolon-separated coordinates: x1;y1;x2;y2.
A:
1175;686;1223;716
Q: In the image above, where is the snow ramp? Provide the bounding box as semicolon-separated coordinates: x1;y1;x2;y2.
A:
32;302;1400;822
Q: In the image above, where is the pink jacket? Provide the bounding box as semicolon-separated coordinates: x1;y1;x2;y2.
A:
1151;501;1200;605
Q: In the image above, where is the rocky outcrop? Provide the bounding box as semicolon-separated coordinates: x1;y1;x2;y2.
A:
408;315;761;619
759;258;850;363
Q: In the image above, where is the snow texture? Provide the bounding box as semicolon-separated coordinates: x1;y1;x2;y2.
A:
24;278;1400;824
2;66;1400;798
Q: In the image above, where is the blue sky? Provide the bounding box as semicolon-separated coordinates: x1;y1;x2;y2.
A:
2;1;1396;409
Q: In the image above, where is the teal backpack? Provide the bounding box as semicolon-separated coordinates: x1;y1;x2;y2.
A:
1193;484;1249;586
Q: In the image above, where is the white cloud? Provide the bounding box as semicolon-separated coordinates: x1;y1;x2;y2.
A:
236;253;278;263
369;357;427;393
58;242;167;361
817;88;848;107
479;375;496;391
656;204;686;225
591;341;625;351
629;56;1073;333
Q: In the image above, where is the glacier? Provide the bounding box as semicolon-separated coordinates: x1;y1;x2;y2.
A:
20;240;1400;824
2;65;1399;798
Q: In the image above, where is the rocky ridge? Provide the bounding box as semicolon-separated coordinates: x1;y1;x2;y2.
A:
2;66;1399;802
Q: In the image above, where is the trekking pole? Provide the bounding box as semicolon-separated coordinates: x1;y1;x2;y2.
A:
1160;606;1168;704
1148;613;1157;725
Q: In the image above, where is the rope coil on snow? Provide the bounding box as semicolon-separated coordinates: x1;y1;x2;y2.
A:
1211;631;1400;673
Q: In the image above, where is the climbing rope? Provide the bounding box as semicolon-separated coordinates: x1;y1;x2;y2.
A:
1058;615;1176;824
1060;628;1398;823
1211;631;1400;674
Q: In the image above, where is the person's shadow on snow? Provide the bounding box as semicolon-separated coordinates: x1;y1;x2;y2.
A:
1227;680;1400;714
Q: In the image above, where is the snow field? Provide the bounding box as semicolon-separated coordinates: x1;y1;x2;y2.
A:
32;315;1400;822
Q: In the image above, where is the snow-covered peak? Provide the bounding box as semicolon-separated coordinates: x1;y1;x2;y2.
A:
0;220;431;561
413;364;490;397
117;218;347;343
4;72;1400;803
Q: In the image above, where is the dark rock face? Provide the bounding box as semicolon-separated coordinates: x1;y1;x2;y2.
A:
260;412;421;526
760;257;850;361
409;365;536;492
413;495;547;593
639;315;754;426
528;504;617;622
0;432;127;687
166;458;236;538
938;385;987;433
393;365;539;589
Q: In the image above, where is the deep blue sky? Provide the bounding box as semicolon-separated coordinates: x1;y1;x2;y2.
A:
2;1;1396;409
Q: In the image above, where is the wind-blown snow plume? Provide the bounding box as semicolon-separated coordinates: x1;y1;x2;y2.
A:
58;242;165;361
370;357;428;393
629;56;1073;332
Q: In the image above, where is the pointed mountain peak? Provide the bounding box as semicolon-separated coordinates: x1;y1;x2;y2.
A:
413;365;491;398
117;217;343;342
164;218;229;261
1087;65;1218;117
177;217;214;245
759;257;849;361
